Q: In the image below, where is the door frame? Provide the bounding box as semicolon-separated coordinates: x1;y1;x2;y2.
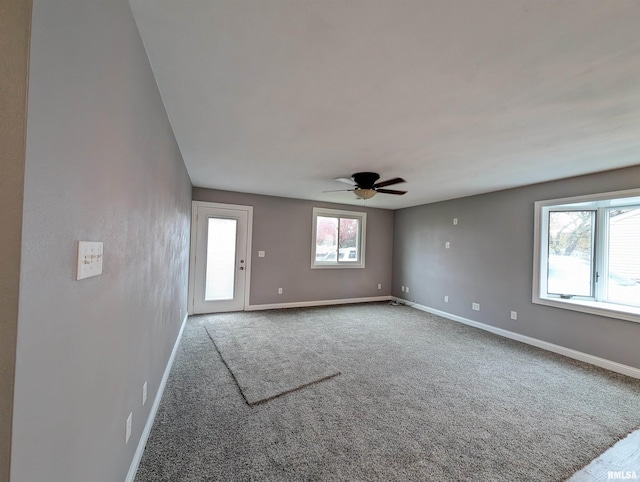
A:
188;201;253;315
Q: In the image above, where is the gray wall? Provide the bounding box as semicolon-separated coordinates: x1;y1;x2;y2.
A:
0;0;32;480
393;165;640;370
11;1;192;481
193;188;394;305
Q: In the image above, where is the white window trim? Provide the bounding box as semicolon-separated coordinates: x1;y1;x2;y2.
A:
532;187;640;323
311;207;366;269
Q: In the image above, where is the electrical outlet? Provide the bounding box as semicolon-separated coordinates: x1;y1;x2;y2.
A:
278;288;283;295
401;286;405;292
445;242;450;249
377;283;382;290
472;302;480;311
142;381;147;406
126;412;132;444
444;295;449;303
510;311;518;320
405;287;410;293
453;218;458;225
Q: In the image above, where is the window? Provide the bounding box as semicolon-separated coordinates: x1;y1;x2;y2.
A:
312;207;366;268
533;188;640;322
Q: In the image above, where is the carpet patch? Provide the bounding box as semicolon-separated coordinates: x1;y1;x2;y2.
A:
205;317;340;405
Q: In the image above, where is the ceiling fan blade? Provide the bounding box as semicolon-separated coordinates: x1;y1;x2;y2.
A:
322;189;355;193
373;177;406;188
334;177;357;186
376;188;407;195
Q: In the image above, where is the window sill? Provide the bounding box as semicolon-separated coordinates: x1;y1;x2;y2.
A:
311;263;365;269
533;296;640;323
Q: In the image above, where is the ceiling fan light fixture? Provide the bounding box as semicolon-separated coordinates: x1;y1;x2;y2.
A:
330;172;406;199
354;188;377;200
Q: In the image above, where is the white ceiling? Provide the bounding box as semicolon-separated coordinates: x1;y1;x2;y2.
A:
130;0;640;209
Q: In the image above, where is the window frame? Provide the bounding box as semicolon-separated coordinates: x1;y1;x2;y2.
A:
311;207;366;269
533;188;640;323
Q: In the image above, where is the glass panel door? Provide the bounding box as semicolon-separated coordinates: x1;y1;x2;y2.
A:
191;204;250;314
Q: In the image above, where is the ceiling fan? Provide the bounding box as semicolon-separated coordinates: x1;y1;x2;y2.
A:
326;172;407;199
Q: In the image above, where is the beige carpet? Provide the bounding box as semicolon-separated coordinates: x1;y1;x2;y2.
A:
136;302;640;481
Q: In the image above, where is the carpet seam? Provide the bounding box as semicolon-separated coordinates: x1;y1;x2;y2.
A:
204;325;252;406
247;372;341;406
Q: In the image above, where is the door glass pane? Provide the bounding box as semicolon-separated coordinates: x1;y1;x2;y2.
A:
338;217;359;262
315;216;338;261
205;218;237;301
606;207;640;306
547;211;595;296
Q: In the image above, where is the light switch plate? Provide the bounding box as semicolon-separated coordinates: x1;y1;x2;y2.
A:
258;250;265;257
77;241;103;280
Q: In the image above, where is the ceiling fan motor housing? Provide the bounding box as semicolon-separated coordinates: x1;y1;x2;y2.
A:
352;172;380;189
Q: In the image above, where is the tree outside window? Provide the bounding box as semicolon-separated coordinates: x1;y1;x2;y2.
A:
312;208;366;268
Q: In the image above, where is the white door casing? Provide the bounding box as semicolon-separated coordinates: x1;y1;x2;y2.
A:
189;201;252;314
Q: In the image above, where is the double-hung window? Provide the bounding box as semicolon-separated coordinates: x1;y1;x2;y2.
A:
533;188;640;322
311;207;366;268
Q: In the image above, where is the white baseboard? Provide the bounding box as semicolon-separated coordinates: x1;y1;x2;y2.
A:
125;313;188;482
395;298;640;380
247;295;393;311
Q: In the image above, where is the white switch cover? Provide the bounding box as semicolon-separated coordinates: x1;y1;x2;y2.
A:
77;241;103;280
258;250;265;257
453;218;458;225
472;302;480;311
510;311;518;320
445;242;450;249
